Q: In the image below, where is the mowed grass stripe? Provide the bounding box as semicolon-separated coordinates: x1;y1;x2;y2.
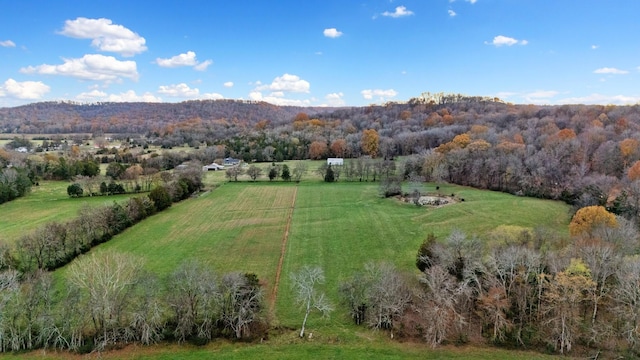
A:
81;183;296;297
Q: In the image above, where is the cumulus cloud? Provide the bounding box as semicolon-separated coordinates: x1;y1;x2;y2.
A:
323;28;343;38
224;81;234;88
20;54;138;82
557;93;640;105
156;51;213;71
59;17;147;57
361;89;398;101
486;35;528;47
257;73;310;93
448;10;457;17
325;92;345;106
158;83;223;99
591;45;599;50
382;6;414;18
594;67;628;75
248;90;311;106
0;40;16;47
193;59;213;71
0;78;50;99
76;89;161;102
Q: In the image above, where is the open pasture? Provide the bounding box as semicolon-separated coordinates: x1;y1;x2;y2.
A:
0;181;135;244
63;180;570;328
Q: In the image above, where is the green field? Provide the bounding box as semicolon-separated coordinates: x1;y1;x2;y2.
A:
0;181;135;244
4;174;573;358
61;180;569;325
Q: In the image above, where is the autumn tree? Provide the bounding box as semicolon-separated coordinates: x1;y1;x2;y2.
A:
569;205;617;237
628;160;640;181
330;139;348;158
309;141;328;160
361;129;379;158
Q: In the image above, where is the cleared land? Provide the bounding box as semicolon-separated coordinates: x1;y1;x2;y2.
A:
0;181;135;244
6;175;572;358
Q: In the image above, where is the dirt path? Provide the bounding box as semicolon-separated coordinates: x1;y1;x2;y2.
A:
269;185;298;315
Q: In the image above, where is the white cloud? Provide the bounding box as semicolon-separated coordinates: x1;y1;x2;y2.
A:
557;93;640;105
193;59;212;71
591;45;599;50
323;28;343;38
325;92;345;106
76;89;161;102
59;17;147;57
382;6;414;18
448;10;457;17
524;90;559;104
248;90;311;106
0;78;50;99
257;73;310;93
157;83;222;100
20;54;138;82
0;40;16;47
156;51;213;71
224;81;234;88
156;51;198;67
361;89;398;101
593;67;628;75
486;35;528;47
467;0;477;3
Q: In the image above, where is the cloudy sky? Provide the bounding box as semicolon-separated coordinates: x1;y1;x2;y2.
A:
1;0;639;107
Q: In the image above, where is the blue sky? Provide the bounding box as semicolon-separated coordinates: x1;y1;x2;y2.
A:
1;0;639;107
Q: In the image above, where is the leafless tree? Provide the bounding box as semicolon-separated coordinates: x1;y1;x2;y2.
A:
614;256;640;349
290;266;333;338
166;260;219;342
67;251;143;350
292;162;308;182
219;272;263;339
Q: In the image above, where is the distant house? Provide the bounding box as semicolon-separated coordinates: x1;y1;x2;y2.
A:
203;162;225;171
327;158;344;166
224;157;240;166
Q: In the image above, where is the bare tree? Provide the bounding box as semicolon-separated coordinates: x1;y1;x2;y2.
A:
67;251;143;350
292;162;308;182
166;260;219;342
614;256;640;349
219;272;263;339
290;266;333;338
246;165;262;182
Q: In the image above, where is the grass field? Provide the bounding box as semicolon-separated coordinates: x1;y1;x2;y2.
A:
4;171;573;358
0;181;135;244
57;179;570;326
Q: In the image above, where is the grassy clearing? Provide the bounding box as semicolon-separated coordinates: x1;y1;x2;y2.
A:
0;181;134;245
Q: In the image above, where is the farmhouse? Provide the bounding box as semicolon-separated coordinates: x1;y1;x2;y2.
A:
327;157;343;166
224;157;240;166
203;162;225;171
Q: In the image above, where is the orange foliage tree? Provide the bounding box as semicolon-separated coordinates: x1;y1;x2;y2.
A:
620;138;639;166
330;139;347;158
569;206;617;237
309;141;328;160
361;129;379;157
627;160;640;181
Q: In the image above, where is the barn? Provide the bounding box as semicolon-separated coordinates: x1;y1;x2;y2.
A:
327;158;344;166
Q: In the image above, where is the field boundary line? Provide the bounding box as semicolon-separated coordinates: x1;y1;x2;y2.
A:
269;185;298;315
